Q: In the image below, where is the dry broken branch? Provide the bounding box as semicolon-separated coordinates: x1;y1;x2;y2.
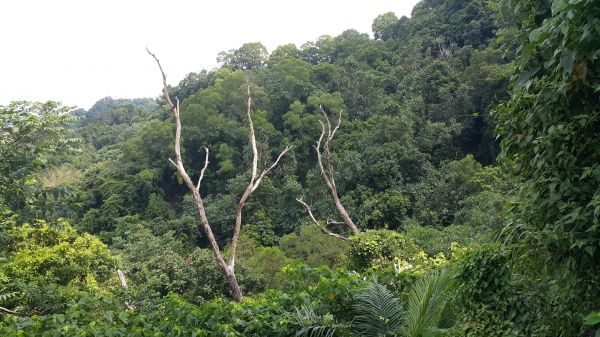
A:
0;306;18;315
296;198;349;241
196;147;209;191
117;269;129;289
252;145;293;193
117;269;135;310
297;106;359;239
229;82;293;269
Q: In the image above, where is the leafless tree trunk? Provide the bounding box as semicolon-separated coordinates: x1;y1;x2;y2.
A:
147;49;291;302
297;106;359;240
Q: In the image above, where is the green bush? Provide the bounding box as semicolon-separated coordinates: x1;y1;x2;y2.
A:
403;222;491;256
235;232;292;289
0;264;368;336
281;263;367;321
115;225;268;304
279;225;349;268
346;229;419;271
1;292;296;336
0;219;118;315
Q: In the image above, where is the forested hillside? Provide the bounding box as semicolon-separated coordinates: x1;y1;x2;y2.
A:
1;0;599;336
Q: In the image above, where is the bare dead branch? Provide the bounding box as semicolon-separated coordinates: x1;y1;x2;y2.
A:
0;306;18;315
252;145;293;193
296;198;349;241
316;121;333;188
150;52;292;301
196;147;209;191
245;82;259;181
146;48;175;110
229;81;292;268
327;219;346;225
320;105;332;140
319;105;342;141
331;110;342;140
300;108;360;236
117;269;136;310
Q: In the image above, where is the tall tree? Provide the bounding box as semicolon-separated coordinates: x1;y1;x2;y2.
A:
218;42;269;70
372;12;398;40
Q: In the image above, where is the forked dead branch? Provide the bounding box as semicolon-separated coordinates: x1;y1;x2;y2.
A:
147;48;292;302
297;106;360;241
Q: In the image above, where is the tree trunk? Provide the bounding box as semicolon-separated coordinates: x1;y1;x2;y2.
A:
224;268;243;302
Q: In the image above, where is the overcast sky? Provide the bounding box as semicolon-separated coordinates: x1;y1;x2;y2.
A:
0;0;420;110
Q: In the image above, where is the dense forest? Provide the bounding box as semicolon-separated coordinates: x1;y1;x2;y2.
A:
1;0;599;336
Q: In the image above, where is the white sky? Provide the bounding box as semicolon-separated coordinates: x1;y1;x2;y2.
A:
0;0;419;110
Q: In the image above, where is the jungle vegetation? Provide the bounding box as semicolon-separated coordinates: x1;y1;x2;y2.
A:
1;0;599;336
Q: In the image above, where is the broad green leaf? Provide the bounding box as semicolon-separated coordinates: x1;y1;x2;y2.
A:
584;312;600;325
529;28;544;42
552;0;567;15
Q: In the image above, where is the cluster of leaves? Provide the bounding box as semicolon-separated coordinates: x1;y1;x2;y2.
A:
279;225;349;268
0;264;365;336
0;212;117;315
0;101;80;220
450;245;529;337
493;0;600;335
583;311;600;337
496;0;600;271
345;229;419;271
0;252;457;337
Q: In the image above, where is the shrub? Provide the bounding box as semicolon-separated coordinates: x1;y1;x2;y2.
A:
1;292;296;336
403;222;491;256
1;264;367;336
0;219;118;314
346;229;419;271
279;225;349;268
281;263;367;321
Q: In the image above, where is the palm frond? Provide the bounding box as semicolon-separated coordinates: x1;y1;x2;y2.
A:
404;269;452;337
296;325;337;337
352;279;404;337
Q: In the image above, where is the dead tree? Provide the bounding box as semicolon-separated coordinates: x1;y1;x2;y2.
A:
148;49;292;302
297;106;359;240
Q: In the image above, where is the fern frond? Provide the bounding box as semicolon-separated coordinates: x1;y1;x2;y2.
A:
404;268;452;337
352;279;404;337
